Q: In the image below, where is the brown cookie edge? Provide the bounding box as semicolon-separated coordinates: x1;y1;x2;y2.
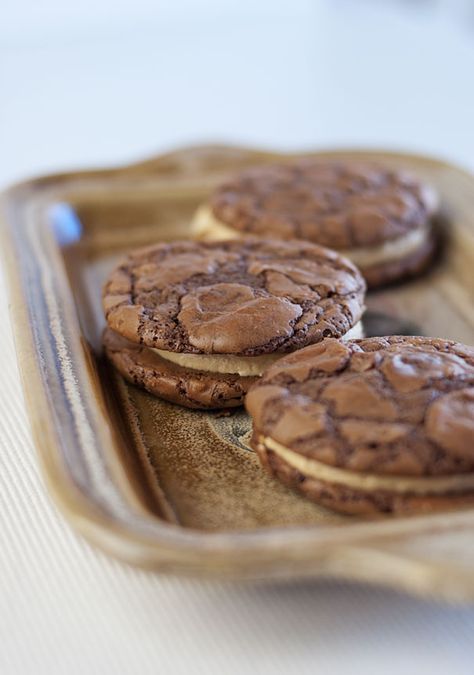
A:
104;329;256;410
361;230;437;289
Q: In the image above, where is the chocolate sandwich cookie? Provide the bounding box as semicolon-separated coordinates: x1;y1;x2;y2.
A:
103;238;366;409
192;160;439;288
246;336;474;514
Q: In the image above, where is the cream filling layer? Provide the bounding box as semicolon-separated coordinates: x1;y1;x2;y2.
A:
263;437;474;496
192;205;240;241
191;205;429;267
150;322;363;376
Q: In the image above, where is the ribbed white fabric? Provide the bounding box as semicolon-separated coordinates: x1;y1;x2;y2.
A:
2;267;474;675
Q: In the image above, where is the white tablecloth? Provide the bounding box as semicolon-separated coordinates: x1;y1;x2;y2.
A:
2;2;474;673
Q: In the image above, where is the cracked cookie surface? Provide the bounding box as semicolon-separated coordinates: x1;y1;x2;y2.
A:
103;238;366;356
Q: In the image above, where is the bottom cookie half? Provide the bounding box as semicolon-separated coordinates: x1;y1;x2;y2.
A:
361;232;437;289
104;329;257;409
255;440;474;516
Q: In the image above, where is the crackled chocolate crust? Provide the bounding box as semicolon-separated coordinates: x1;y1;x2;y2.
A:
103;238;366;355
361;231;436;288
246;336;474;514
104;329;256;409
210;160;438;248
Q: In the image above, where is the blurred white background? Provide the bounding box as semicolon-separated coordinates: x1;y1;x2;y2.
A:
1;0;474;186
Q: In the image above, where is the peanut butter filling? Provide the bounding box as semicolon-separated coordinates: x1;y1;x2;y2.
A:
151;349;279;376
263;436;474;495
151;322;363;376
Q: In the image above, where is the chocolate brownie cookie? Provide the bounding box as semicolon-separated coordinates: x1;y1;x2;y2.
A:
103;238;366;409
246;336;474;514
192;160;439;288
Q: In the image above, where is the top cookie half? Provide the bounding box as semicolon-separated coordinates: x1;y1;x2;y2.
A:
103;238;366;356
192;160;439;286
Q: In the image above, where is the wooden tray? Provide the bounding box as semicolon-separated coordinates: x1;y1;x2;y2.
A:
2;145;474;600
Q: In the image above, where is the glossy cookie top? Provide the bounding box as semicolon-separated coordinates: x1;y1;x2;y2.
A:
103;238;365;356
210;161;438;248
246;336;474;475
